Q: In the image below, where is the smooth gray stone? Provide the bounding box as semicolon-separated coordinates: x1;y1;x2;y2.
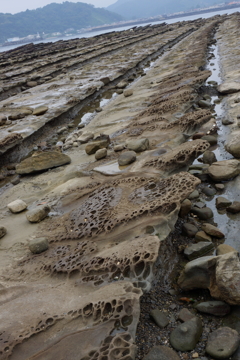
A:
216;196;232;209
201;135;218;146
118;151;136;166
182;223;198;238
150;309;169;328
203;150;217;165
29;237;49;254
170;317;203;351
188;190;200;200
26;205;51;223
206;327;240;359
191;206;213;220
195;301;231;316
202;186;216;196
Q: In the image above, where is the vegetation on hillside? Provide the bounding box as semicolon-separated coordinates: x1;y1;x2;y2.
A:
0;1;122;43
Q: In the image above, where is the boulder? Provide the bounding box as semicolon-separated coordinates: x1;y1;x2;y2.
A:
203;150;217;165
26;205;51;223
201;223;224;238
227;201;240;214
184;242;214;260
16;152;71;175
85;140;109;155
0;226;7;239
7;199;27;213
191;207;213;220
143;346;180;360
216;244;237;256
225;134;240;158
178;255;216;290
201;135;217;146
32;106;48;116
195;301;231;316
180;199;192;217
178;308;196;322
208;160;240;181
216;196;232;209
123;89;133;97
126;138;149;152
150;310;169;328
118;151;136;166
210;252;240;305
95;148;107;160
195;231;212;243
218;81;240;94
206;327;240;359
182;223;198;238
29;237;49;254
77;132;94;143
170;317;203;351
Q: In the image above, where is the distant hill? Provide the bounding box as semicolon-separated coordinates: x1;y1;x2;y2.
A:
0;1;122;43
107;0;224;20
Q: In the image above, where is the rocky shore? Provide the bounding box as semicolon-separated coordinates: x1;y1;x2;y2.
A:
0;12;240;360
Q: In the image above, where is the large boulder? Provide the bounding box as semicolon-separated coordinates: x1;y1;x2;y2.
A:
170;317;203;351
206;327;240;359
208;160;240;181
225;134;240;158
209;252;240;305
16;152;71;175
143;346;180;360
218;81;240;94
126;138;149;152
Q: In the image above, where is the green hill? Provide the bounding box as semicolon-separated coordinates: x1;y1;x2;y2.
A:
0;1;122;43
107;0;224;20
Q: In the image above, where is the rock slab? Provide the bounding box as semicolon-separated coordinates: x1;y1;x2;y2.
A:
16;152;71;175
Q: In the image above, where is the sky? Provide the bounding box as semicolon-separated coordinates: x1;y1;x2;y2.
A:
0;0;116;14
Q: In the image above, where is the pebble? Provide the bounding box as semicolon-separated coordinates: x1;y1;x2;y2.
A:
215;183;225;191
180;199;192;217
201;223;224;238
114;144;125;152
202;186;216;196
95;148;107;160
227;201;240;214
178;308;195;322
29;237;49;254
191;207;213;220
11;175;20;185
188;190;199;200
216;196;232;209
7;199;27;213
118;151;136;166
182;223;198;238
195;231;212;243
150;309;169;328
26;205;51;223
124;89;133;97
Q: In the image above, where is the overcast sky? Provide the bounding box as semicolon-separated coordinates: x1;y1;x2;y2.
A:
0;0;116;14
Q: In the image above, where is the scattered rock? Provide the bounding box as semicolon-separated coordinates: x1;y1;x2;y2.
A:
26;205;51;223
85;140;109;155
201;135;217;146
182;223;198;238
0;226;7;239
202;223;224;238
216;196;232;209
208;160;240;181
225;134;240;158
170;317;203;351
180;199;192;217
143;346;180;360
191;207;213;220
126;138;149;152
118;151;136;166
29;237;49;254
114;144;125;152
188;190;199;200
178;256;216;290
32;106;48;116
203;150;217;165
77;132;94;143
216;244;237;255
215;183;225;191
7;199;27;213
123;89;133;97
184;242;214;260
202;186;216;196
150;309;169;328
178;308;196;322
195;301;231;316
117;80;128;89
218;81;240;94
95;148;107;160
227;201;240;214
16;151;71;175
195;231;212;243
206;327;240;359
